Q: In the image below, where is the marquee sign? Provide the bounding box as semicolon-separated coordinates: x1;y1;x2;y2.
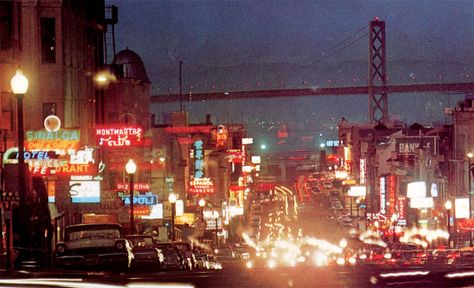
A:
189;178;215;194
95;125;143;148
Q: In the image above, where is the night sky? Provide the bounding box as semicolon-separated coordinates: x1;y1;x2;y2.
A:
106;0;473;151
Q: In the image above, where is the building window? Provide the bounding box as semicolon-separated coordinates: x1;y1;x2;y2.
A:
42;102;56;120
41;17;56;63
0;1;12;50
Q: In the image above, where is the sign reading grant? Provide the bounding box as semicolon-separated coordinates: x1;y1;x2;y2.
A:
95;125;143;148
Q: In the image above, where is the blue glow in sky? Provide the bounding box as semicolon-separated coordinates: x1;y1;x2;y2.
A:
106;0;473;149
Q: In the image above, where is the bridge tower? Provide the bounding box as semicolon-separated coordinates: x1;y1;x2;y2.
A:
368;17;388;124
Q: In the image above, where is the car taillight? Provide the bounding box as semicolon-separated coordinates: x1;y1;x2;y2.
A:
115;240;125;250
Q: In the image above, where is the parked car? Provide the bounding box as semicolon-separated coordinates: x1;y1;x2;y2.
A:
126;235;164;271
214;245;236;262
154;242;182;270
55;223;133;271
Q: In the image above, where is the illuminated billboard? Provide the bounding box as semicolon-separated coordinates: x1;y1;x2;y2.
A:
69;180;101;203
455;198;470;219
348;186;366;197
407;181;426;198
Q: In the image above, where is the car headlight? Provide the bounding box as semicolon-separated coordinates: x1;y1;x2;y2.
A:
56;244;66;254
115;240;125;250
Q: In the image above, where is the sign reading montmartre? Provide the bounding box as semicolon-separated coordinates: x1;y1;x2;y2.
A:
95;125;143;147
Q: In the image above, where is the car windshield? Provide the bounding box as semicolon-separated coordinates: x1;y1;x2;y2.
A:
127;237;153;248
68;229;120;241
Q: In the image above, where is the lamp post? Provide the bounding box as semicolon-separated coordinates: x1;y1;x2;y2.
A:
11;70;28;269
168;192;177;241
213;211;220;246
198;199;205;218
445;200;452;248
468;152;473;246
391;213;398;244
125;159;137;234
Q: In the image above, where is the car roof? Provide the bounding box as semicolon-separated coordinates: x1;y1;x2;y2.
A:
65;223;122;231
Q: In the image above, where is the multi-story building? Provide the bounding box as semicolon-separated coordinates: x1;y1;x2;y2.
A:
0;0;111;267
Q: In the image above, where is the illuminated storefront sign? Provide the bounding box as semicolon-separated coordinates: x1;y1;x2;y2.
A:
455;198;470;219
121;194;158;206
95;126;143;147
387;175;396;215
348;186;366;197
397;196;407;226
379;177;386;214
129;206;150;216
175;213;195;225
52;163;97;176
360;159;366;184
407;181;427;198
410;197;434;209
189;178;215;194
141;204;164;219
176;200;184;216
226;149;244;163
395;137;436;156
193;139;204;178
25;129;81;153
116;183;150;191
69;180;100;203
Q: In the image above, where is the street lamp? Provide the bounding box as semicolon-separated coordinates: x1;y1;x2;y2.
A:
11;70;28;207
391;213;398;244
445;200;452;248
212;210;220;245
10;70;28;270
198;199;206;219
168;192;177;241
125;159;137;234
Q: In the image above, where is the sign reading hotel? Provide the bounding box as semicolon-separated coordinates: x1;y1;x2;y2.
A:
189;178;215;194
95;125;143;148
25;129;81;153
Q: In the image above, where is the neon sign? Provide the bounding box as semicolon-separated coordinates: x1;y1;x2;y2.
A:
116;183;151;191
193;139;204;178
95;126;143;147
25;129;81;153
388;175;397;215
189;178;214;194
379;177;386;214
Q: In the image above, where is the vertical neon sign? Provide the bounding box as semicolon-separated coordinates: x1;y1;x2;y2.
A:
194;139;204;178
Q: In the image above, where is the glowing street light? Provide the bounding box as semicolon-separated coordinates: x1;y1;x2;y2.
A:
125;159;137;234
198;199;206;218
10;70;28;270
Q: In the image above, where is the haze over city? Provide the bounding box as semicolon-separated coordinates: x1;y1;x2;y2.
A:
107;0;473;150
